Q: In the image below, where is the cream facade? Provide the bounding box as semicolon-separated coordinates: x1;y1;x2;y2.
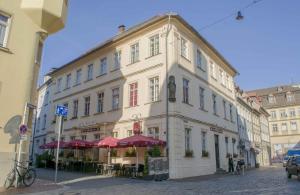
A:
249;85;300;161
0;0;67;187
35;14;239;179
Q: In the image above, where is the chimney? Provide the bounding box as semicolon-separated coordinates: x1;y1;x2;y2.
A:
118;25;125;34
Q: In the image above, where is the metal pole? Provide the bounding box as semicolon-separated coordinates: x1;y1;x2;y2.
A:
54;115;63;183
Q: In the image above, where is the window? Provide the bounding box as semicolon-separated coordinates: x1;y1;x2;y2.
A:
286;92;294;102
225;137;229;154
42;114;46;129
113;131;118;138
44;91;49;105
149;76;159;102
281;123;287;131
112;88;119;110
210;61;216;79
148;127;159;139
87;64;93;81
199;87;205;110
268;95;276;104
66;74;71;89
100;57;107;75
73;99;78;118
75;69;82;85
81;135;87;140
270;111;277;119
196;49;203;69
97;92;104;113
114;50;121;70
149;34;159;56
181;37;188;58
232;138;236;154
0;13;9;47
225;74;230;89
223;100;227;119
280;110;287;118
56;78;62;93
130;43;139;63
183;79;189;104
212;94;217;115
291;121;297;131
60;137;65;141
84;96;90;116
70;136;76;141
63;103;68;119
201;131;207;151
129;82;138;107
127;130;133;137
36;117;40;131
220;69;225;86
289;109;296;117
229;104;233;122
185;128;192;152
94;134;100;140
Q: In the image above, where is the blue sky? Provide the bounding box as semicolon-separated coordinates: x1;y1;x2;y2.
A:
40;0;300;90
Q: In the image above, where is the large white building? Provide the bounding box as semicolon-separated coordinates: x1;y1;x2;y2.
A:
33;14;240;179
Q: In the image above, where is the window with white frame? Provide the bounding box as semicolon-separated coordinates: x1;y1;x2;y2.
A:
44;91;49;105
196;49;204;70
149;34;159;56
183;78;189;104
113;131;118;138
0;13;10;47
286;92;294;102
81;135;87;140
66;73;71;89
281;123;287;131
87;64;93;81
129;82;138;107
291;121;297;131
112;88;119;110
229;104;233;122
225;74;230;88
270;111;277;119
70;136;76;141
201;131;207;152
94;134;100;140
73;99;78;118
289;108;296;117
223;100;227;119
268;94;276;104
148;127;159;139
114;50;121;70
97;92;104;113
130;43;139;63
181;37;188;58
63;103;68;119
149;76;159;102
220;69;225;86
199;87;205;110
84;96;90;116
185;128;192;152
127;130;133;137
56;78;62;93
210;61;216;79
75;69;82;85
212;94;217;115
280;110;287;118
100;57;107;75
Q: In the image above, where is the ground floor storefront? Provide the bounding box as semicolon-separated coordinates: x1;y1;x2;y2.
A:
270;135;300;161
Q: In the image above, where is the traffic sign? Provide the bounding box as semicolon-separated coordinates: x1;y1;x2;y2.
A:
56;105;68;116
19;124;27;135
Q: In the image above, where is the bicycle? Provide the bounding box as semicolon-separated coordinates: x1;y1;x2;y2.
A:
4;160;36;189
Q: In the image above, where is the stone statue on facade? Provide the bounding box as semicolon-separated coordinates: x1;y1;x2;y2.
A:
168;75;176;102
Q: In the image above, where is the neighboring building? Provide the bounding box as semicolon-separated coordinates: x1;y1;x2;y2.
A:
247;85;300;161
236;88;271;167
0;0;67;187
36;14;239;179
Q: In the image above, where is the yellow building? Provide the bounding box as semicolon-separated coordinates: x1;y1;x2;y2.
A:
0;0;67;187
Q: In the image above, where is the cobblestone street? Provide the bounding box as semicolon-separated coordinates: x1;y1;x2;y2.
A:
5;165;299;195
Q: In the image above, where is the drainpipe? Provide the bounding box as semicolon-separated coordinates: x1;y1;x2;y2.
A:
30;108;38;163
165;14;172;178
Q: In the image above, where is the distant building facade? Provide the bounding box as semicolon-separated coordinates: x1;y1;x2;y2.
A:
34;14;240;179
248;85;300;161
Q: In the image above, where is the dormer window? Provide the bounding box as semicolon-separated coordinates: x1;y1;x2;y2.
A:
286;92;294;102
268;94;276;104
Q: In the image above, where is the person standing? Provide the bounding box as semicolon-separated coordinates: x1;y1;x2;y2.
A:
228;155;234;174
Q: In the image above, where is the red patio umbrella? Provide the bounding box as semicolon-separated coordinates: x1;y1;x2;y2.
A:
95;136;119;148
66;139;94;148
39;141;67;149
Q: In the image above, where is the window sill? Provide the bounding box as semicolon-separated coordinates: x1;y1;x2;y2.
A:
0;46;13;54
110;68;120;73
125;105;140;109
44;103;48;107
181;55;191;63
81;115;90;118
64;87;70;91
199;108;208;112
224;117;229;121
73;83;81;87
182;102;193;107
108;108;120;112
211;76;217;81
214;113;220;117
94;112;104;116
184;155;194;158
144;100;162;105
126;60;140;66
145;53;162;60
55;91;61;95
84;79;93;83
96;73;107;78
70;117;78;120
197;66;206;72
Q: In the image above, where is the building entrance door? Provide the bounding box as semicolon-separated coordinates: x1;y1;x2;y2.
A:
214;134;220;169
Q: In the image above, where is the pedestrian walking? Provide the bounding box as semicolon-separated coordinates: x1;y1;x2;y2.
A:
228;155;234;174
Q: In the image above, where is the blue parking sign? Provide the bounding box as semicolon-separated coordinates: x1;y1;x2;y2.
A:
56;105;68;116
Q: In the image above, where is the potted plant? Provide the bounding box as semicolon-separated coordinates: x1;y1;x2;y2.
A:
185;150;194;157
202;150;209;157
111;149;118;157
148;146;161;157
124;148;136;157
